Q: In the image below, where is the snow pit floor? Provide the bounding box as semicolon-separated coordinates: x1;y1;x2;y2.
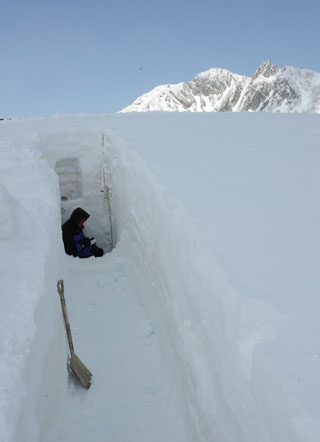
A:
48;248;187;442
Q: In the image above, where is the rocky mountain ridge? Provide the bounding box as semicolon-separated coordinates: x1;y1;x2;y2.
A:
120;61;320;113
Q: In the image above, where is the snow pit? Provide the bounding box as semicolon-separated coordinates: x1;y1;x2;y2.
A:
47;128;267;441
1;113;319;442
32;129;190;442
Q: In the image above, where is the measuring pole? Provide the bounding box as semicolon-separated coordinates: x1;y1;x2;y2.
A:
101;134;114;250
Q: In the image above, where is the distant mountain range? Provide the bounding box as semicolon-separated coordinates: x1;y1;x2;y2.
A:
120;61;320;113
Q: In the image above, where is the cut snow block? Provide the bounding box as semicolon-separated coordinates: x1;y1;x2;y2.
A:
55;157;83;201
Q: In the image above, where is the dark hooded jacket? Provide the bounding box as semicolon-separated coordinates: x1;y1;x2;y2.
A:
62;208;90;257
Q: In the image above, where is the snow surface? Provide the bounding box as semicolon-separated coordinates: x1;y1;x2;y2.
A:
0;112;320;442
46;253;187;442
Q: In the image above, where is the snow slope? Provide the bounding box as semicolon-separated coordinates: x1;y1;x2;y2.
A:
0;112;320;442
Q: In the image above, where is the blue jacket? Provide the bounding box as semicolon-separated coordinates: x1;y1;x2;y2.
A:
62;208;94;258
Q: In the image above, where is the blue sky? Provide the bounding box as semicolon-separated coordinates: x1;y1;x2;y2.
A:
1;0;320;117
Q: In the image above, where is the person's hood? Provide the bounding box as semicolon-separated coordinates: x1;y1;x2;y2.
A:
69;207;90;227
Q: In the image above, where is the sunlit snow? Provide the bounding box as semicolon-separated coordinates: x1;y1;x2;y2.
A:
0;112;319;442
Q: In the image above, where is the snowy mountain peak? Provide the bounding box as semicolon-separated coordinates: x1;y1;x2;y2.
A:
120;61;320;113
193;66;244;80
253;60;279;80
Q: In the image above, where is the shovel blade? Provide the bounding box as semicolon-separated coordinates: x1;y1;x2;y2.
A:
68;354;92;389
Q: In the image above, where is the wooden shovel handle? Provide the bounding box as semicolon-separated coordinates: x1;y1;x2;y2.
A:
57;280;75;357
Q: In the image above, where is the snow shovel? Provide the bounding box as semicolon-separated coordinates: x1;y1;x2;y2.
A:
57;280;92;389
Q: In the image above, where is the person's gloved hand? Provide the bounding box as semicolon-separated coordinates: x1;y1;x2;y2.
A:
93;247;104;257
81;238;91;248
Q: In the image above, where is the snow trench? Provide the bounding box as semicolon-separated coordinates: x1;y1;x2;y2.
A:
29;128;234;441
11;126;304;441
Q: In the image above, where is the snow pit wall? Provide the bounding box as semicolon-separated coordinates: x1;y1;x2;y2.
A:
105;133;261;442
0;140;67;442
105;129;311;442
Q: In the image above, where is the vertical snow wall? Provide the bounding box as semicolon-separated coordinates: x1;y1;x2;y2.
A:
104;132;247;441
0;140;67;442
104;130;297;442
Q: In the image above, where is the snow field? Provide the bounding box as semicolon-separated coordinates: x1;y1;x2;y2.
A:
1;113;320;442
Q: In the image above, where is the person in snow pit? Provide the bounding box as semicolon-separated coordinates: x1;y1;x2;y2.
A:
62;207;104;258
